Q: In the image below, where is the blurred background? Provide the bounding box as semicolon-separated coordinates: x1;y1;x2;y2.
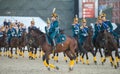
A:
0;0;119;35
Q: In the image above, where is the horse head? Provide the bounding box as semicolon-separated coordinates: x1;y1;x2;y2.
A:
88;26;93;37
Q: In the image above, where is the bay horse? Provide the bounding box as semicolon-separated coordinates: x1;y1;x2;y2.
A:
30;28;78;71
18;31;27;57
94;30;106;65
97;30;119;69
79;26;96;65
27;28;41;60
8;36;19;58
0;31;7;56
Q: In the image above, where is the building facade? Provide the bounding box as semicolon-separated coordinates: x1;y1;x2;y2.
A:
99;0;120;23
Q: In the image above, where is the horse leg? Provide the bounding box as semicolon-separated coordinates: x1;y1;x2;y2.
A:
39;48;41;58
81;53;85;64
86;53;89;65
43;51;59;71
99;48;106;65
6;47;9;57
93;48;97;64
63;52;68;62
29;48;32;59
3;47;5;56
19;47;22;56
109;53;114;67
39;48;44;58
53;53;59;62
79;52;83;62
5;47;7;56
65;50;76;71
10;48;13;58
3;47;7;56
115;49;119;68
15;47;18;59
22;47;25;58
75;51;79;64
31;48;35;60
90;49;97;65
34;47;37;59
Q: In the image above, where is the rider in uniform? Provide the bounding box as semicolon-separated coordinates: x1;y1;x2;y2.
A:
72;15;80;39
18;23;26;38
7;23;17;45
79;18;89;45
28;19;37;33
47;8;60;49
93;16;102;45
101;13;119;46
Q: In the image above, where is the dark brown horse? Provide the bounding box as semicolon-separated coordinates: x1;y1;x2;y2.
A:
94;30;106;65
18;31;27;57
79;26;96;65
27;29;41;60
8;36;19;58
96;30;119;69
30;28;78;71
0;31;7;56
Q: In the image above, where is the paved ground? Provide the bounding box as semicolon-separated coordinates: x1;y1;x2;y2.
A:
0;50;120;74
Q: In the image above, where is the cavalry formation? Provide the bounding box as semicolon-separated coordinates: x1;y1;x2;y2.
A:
0;8;120;71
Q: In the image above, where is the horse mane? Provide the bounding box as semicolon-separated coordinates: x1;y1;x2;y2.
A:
30;28;44;35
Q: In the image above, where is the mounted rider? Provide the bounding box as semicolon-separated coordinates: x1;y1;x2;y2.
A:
72;15;80;39
93;16;102;45
28;19;37;33
45;8;60;49
18;23;26;38
79;18;89;45
7;23;17;45
100;13;119;46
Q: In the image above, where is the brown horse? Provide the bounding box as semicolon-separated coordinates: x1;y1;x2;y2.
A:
30;28;78;71
18;31;27;57
0;31;7;56
8;36;19;58
79;26;96;65
27;29;41;60
94;30;106;65
97;30;119;69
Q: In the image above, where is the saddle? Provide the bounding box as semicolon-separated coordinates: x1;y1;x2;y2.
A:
46;29;66;46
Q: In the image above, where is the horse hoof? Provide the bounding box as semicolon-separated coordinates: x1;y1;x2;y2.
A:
56;60;58;63
103;59;106;63
110;62;113;67
48;67;50;71
69;67;73;71
102;62;104;65
117;63;119;67
76;61;78;64
52;56;54;59
55;66;59;70
87;63;89;65
114;65;117;69
94;61;97;65
65;60;68;63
